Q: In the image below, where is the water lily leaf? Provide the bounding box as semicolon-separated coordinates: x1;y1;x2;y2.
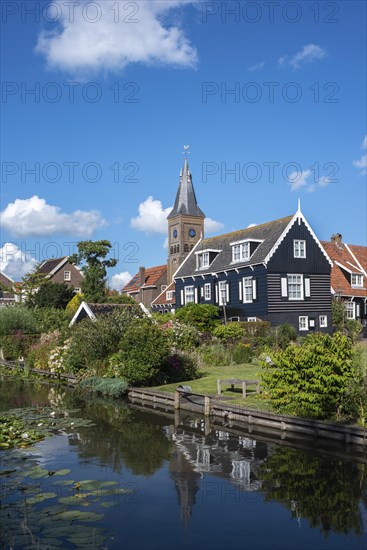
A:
53;468;71;476
58;496;91;506
77;480;118;491
26;492;57;505
53;479;75;486
27;467;49;479
58;510;104;522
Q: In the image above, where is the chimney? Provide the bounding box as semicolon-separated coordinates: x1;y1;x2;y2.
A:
331;233;342;244
139;266;145;288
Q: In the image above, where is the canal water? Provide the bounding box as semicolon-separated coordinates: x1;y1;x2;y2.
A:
1;377;367;550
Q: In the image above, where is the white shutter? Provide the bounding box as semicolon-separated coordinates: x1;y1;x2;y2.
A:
304;277;311;298
215;284;218;304
356;303;360;317
226;283;229;303
194;288;198;303
200;286;204;298
180;289;184;305
281;277;288;298
239;280;242;302
252;279;257;301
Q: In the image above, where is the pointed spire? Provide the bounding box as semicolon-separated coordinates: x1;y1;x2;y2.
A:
167;158;205;219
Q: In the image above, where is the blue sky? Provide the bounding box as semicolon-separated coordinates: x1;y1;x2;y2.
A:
1;0;366;287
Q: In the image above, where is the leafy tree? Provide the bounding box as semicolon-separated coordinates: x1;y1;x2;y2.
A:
33;308;73;335
69;240;117;303
260;332;357;419
26;281;75;309
66;292;85;314
64;308;141;373
332;297;347;331
107;318;170;386
21;263;47;296
175;303;220;332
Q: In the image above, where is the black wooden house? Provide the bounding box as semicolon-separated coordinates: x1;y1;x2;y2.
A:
174;206;332;333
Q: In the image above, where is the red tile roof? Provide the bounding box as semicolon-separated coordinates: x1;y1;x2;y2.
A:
321;241;367;297
123;265;167;293
152;282;176;306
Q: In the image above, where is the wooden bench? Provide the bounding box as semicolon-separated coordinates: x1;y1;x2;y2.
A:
217;378;260;398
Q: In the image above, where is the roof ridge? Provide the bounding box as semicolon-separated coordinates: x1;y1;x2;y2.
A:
200;215;293;242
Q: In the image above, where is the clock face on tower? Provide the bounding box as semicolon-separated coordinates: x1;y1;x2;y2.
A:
173;229;178;238
189;228;196;238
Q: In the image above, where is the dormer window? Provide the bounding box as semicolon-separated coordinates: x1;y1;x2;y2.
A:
198;252;210;269
195;249;220;271
232;242;250;263
294;240;306;258
351;273;363;287
64;271;71;281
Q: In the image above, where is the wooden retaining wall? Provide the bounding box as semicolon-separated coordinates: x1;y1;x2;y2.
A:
127;387;367;447
0;360;77;386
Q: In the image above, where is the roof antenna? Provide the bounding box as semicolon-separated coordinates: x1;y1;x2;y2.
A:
297;197;301;212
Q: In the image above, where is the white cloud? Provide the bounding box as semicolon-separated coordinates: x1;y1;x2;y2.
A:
205;218;224;234
110;271;133;291
278;44;327;69
1;196;106;237
35;0;198;75
288;169;312;191
247;223;257;228
131;196;224;239
163;237;169;249
248;62;264;72
317;176;332;188
131;196;172;234
353;136;367;174
0;243;37;280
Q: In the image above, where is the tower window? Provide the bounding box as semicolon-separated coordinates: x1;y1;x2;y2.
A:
184;244;189;252
170;246;173;254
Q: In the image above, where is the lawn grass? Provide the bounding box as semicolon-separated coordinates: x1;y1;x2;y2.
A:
154;360;274;411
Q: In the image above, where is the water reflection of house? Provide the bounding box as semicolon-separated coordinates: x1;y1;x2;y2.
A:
168;420;269;526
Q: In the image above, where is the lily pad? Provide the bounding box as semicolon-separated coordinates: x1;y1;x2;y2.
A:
26;492;57;505
77;479;118;491
52;468;71;476
58;510;104;522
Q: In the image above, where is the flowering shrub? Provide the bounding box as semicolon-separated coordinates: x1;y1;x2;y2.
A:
47;339;71;375
162;320;200;352
27;330;61;370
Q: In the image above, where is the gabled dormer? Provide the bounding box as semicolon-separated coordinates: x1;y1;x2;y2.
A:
195;249;220;270
230;239;263;264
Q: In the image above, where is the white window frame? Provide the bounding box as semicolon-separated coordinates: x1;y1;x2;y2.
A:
74;287;81;294
184;285;194;304
351;274;363;288
161;285;167;292
346;302;355;320
232;242;250;263
64;271;71;281
247;317;257;322
218;281;229;306
243;277;253;303
299;316;309;331
166;290;174;300
197;252;210;270
204;283;211;301
294;240;306;258
288;274;304;300
319;315;327;328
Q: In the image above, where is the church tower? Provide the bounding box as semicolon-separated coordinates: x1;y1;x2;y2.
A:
167;157;205;283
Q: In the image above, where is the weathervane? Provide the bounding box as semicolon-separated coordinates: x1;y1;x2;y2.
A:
182;145;190;158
